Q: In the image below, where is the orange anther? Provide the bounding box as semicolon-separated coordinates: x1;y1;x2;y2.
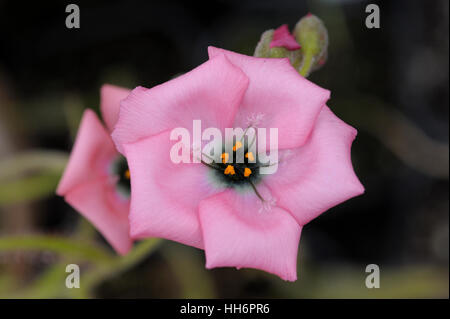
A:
224;165;236;175
221;152;229;164
233;141;243;151
245;152;255;161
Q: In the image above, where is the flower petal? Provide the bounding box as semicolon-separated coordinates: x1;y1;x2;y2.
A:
56;109;131;255
199;186;301;281
270;24;301;50
264;106;365;225
123;130;221;249
112;54;249;154
208;47;330;149
100;84;131;132
64;179;132;255
57;109;117;196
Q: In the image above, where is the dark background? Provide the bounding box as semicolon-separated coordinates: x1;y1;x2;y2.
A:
0;0;448;298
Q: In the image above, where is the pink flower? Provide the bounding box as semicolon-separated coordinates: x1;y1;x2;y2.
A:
57;84;133;255
112;48;364;280
270;24;301;51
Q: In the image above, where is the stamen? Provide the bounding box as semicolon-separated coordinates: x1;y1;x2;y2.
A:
259;197;277;213
245;152;255;161
224;165;236;175
246;112;265;127
247;178;265;202
240;126;256;142
201;152;215;162
233;141;243;151
124;169;130;179
221;152;229;164
206;132;264;196
201;160;224;171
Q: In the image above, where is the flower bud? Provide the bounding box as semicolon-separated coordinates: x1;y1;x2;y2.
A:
254;30;278;57
254;14;328;77
254;29;300;64
293;13;328;76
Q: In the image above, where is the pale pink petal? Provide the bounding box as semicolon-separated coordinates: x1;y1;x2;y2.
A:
208;47;330;149
270;24;301;50
112;55;249;154
100;84;131;132
56;109;131;255
199;185;302;281
123;130;221;249
264;106;365;225
64;179;132;255
57;109;117;196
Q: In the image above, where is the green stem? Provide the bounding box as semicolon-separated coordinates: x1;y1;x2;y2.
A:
72;238;163;298
299;51;315;77
0;150;68;181
0;150;69;205
0;235;114;264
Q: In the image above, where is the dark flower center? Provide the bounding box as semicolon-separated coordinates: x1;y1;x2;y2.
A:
214;143;261;186
202;138;268;201
111;155;131;197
